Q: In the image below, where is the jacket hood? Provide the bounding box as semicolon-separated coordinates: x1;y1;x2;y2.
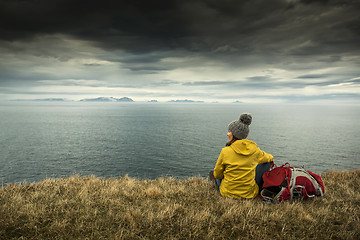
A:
230;139;257;156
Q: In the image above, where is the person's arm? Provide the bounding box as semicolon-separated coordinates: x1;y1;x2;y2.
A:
214;149;225;179
258;149;274;164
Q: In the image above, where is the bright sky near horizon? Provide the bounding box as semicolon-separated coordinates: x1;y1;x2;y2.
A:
0;0;359;103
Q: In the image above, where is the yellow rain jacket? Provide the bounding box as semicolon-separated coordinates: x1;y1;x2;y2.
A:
214;139;273;199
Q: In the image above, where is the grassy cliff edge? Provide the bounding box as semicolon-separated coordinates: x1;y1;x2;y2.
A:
1;170;359;240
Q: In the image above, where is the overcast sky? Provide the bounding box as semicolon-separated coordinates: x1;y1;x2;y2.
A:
0;0;359;103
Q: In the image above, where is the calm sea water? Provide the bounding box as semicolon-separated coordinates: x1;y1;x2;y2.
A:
1;102;359;184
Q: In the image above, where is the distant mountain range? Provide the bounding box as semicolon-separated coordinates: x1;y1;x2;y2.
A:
14;97;135;102
79;97;134;102
11;97;240;103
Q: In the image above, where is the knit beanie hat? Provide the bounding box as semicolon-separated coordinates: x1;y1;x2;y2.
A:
228;113;252;140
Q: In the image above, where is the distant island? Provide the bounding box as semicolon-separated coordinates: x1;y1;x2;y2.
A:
148;100;158;103
168;99;204;103
233;100;243;103
80;97;134;102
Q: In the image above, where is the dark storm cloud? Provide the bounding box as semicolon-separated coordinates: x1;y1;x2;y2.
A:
237;92;360;102
184;76;283;88
296;74;329;79
183;81;234;86
351;78;360;83
151;80;181;87
183;79;276;89
1;0;359;102
2;89;85;95
183;74;359;90
0;65;50;83
1;0;359;56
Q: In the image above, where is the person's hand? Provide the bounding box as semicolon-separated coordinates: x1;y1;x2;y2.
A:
270;161;275;168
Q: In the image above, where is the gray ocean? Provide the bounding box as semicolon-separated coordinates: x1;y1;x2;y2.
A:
1;102;359;184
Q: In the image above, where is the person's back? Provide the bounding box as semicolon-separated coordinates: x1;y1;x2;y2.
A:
214;139;273;198
211;113;274;199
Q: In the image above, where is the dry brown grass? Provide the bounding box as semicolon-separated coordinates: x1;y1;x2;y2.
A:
0;169;359;240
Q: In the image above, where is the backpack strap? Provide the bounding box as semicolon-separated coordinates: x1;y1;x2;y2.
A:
274;186;287;202
289;167;297;203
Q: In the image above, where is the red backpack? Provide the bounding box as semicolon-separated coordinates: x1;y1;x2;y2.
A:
260;163;325;203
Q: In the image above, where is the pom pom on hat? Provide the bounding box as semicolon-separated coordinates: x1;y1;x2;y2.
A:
228;113;252;140
240;113;252;125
